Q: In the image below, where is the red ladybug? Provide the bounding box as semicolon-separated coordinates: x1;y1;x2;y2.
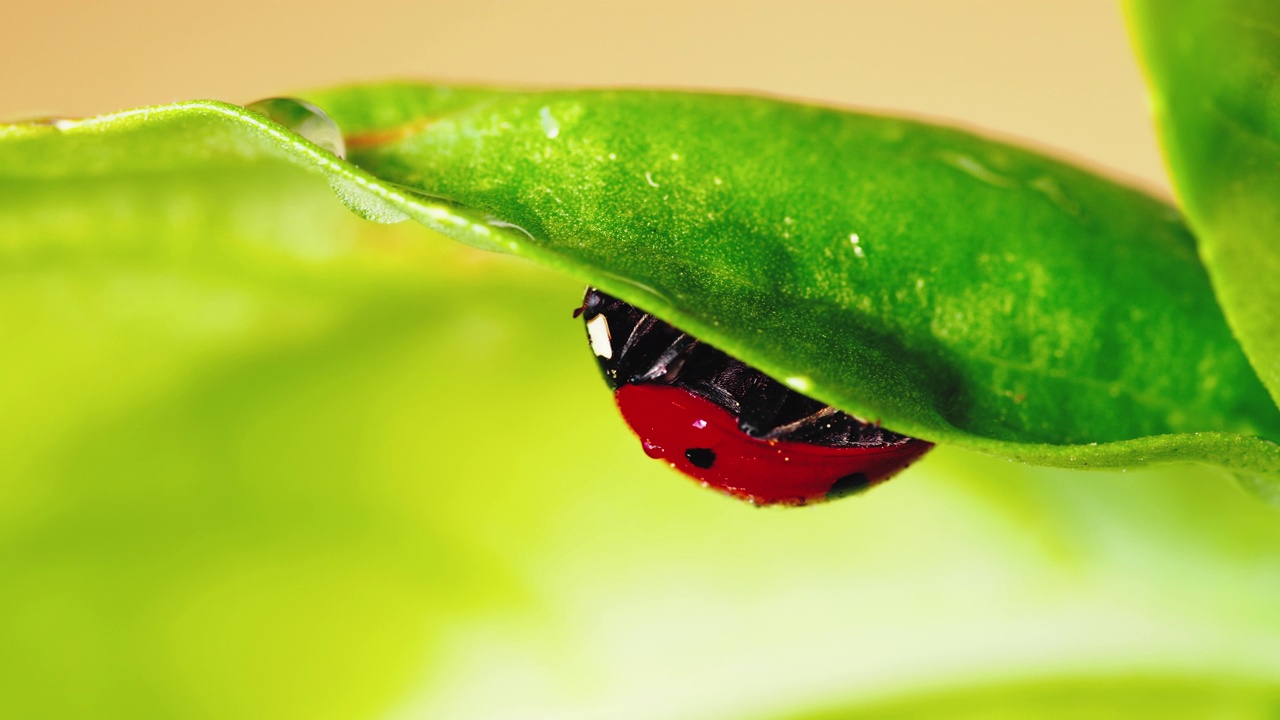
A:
577;287;932;505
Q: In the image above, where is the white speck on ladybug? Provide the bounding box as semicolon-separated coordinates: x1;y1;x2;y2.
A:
587;314;613;359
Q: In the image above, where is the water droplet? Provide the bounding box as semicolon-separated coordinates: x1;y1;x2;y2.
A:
2;114;79;129
1228;471;1280;504
940;151;1014;188
1030;176;1081;217
487;218;537;242
692;419;707;429
246;97;346;159
539;106;560;139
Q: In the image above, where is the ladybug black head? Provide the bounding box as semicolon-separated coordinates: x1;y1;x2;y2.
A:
579;287;692;389
577;287;918;450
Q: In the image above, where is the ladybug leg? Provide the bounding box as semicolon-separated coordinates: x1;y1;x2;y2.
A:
618;313;657;358
764;405;841;442
615;315;678;384
635;334;698;384
735;376;792;438
577;286;610;319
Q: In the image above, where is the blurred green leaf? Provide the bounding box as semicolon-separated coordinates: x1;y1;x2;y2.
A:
4;91;1280;719
1126;1;1280;411
778;675;1280;720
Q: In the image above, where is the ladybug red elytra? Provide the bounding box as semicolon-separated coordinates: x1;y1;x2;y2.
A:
577;287;932;505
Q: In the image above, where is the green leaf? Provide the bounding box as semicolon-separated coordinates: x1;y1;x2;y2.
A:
9;84;1275;480
1126;1;1280;410
777;675;1280;720
5;92;1280;718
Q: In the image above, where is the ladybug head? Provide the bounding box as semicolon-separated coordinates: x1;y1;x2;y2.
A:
578;287;693;389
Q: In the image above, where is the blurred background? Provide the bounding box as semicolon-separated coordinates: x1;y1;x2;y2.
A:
4;1;1163;187
7;2;1280;720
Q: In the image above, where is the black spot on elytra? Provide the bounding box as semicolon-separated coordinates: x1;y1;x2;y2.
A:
826;472;870;500
684;448;716;469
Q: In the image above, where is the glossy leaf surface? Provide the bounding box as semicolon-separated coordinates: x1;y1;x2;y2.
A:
1126;0;1280;410
6;87;1278;481
3;122;1280;717
313;84;1280;450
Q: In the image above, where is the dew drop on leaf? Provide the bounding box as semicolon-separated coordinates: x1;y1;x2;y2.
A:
1235;473;1280;508
1;114;79;129
245;97;347;159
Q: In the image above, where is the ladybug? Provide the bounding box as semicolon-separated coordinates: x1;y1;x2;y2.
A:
577;287;933;505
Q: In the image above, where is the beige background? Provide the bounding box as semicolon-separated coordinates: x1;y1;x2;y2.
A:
3;1;1166;191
